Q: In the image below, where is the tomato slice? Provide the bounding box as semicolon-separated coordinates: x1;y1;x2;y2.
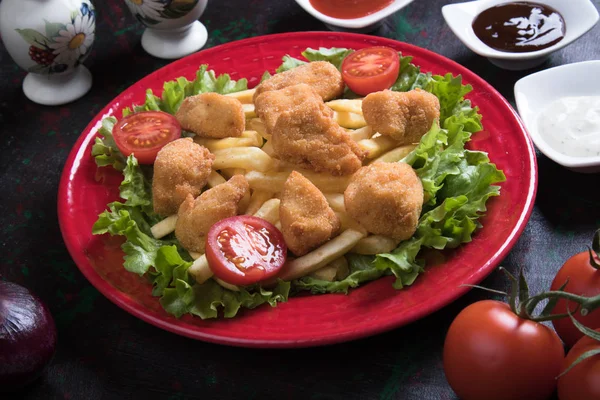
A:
205;215;287;286
112;111;181;164
341;46;400;96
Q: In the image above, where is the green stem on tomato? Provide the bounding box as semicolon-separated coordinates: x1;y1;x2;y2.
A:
526;291;600;320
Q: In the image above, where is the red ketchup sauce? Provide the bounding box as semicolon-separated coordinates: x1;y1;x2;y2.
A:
309;0;395;19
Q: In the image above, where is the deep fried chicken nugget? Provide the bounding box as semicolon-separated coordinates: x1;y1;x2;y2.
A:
344;162;423;240
271;100;366;175
279;171;340;256
253;61;344;102
175;175;249;253
254;83;333;133
152;138;215;216
175;92;245;138
362;89;440;144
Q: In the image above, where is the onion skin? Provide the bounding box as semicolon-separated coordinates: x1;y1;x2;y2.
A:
0;281;57;391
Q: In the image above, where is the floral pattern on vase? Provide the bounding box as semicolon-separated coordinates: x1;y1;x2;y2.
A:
16;2;95;74
124;0;200;25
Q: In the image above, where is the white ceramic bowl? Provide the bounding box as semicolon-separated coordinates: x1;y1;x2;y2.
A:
442;0;599;70
294;0;415;32
514;60;600;173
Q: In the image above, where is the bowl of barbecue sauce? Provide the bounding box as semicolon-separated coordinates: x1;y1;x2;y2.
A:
294;0;416;32
442;0;599;70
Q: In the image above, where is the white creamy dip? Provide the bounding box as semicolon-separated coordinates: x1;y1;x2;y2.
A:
537;96;600;158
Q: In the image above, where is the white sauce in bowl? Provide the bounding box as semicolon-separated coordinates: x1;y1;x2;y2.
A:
537;96;600;158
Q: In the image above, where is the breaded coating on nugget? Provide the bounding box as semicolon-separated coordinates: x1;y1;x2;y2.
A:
152;138;215;216
253;61;344;102
271;100;366;175
279;171;340;256
254;83;332;133
362;89;440;144
175;175;249;253
175;92;245;138
344;162;423;240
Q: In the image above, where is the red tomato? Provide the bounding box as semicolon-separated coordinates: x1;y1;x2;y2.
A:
205;215;287;286
112;111;181;164
443;300;565;400
557;329;600;400
341;46;400;96
551;250;600;348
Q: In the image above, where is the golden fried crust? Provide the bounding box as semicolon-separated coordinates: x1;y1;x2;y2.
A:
271;100;366;176
175;92;245;138
175;175;249;253
152;138;215;216
344;162;423;240
254;83;333;134
253;61;344;102
362;89;440;144
279;171;340;256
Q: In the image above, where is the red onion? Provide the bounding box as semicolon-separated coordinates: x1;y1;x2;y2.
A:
0;281;57;390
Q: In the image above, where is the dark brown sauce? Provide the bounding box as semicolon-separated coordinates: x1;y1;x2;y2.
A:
472;2;565;53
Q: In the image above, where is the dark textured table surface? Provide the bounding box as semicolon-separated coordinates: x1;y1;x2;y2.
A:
1;0;599;399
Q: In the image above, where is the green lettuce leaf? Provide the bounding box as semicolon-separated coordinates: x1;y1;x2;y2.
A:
119;155;155;215
391;54;433;92
92;201;163;275
275;47;352;73
91;117;126;171
293;254;386;294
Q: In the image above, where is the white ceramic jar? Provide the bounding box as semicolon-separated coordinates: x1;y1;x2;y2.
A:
0;0;96;106
123;0;208;59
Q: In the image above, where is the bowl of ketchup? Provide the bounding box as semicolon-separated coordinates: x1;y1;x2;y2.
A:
442;0;599;70
295;0;415;32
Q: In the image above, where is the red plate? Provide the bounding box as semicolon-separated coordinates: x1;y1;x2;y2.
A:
58;32;537;348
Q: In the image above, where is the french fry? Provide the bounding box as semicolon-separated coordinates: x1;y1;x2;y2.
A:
309;264;337;281
335;211;367;235
245;170;351;193
193;136;258;152
220;168;245;179
214;277;240;291
243;103;256;119
224;88;255;104
309;256;349;281
333;110;367;129
326;99;363;115
372;143;418;163
188;254;213;284
213;147;274;172
357;134;401;158
323;193;345;213
279;229;366;281
348;126;373;142
241;130;263;146
252;198;281;225
206;170;227;188
151;215;178;239
351;235;400;255
244;190;275;216
247;118;271;140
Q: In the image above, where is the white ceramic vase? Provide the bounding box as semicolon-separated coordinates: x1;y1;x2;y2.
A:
123;0;208;59
0;0;95;106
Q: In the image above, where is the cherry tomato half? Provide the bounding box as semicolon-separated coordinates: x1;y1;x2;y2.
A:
205;215;287;286
557;328;600;400
551;250;600;348
443;300;565;400
112;111;181;164
341;46;400;96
